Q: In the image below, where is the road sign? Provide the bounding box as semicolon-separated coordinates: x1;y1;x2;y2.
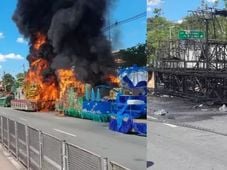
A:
178;30;205;40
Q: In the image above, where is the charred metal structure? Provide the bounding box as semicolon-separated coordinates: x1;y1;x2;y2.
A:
153;8;227;103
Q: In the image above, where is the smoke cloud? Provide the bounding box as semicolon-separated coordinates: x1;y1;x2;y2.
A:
13;0;115;85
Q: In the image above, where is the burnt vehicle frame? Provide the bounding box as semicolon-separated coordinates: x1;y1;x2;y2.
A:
152;8;227;103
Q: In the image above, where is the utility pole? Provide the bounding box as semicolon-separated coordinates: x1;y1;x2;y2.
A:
3;71;6;92
108;10;111;42
169;26;175;40
23;64;25;73
201;0;205;9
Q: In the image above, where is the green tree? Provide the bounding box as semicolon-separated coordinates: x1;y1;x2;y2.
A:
2;73;15;93
118;44;147;67
147;16;173;64
147;6;227;65
179;15;227;40
15;72;25;88
153;8;162;17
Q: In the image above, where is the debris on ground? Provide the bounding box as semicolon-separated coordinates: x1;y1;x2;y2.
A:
154;109;168;116
192;104;203;109
219;104;227;112
160;95;170;98
206;101;214;106
167;114;175;119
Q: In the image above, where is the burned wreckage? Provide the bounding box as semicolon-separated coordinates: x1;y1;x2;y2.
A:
152;8;227;103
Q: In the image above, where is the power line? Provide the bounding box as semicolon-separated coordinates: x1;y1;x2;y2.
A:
104;12;146;31
103;11;146;32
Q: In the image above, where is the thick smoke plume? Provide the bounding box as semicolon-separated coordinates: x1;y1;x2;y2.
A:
13;0;115;85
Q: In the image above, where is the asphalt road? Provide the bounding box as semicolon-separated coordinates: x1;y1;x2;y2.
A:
147;95;227;170
148;95;227;135
0;107;146;170
147;121;227;170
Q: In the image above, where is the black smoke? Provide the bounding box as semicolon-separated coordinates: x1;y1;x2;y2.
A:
13;0;116;85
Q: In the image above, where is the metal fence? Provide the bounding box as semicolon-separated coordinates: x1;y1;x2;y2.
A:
0;115;130;170
110;161;131;170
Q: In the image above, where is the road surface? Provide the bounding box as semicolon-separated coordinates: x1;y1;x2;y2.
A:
147;121;227;170
147;95;227;170
0;107;146;170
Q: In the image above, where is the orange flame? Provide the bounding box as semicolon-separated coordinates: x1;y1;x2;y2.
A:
33;32;46;50
24;58;59;110
57;69;85;99
24;33;59;111
105;75;120;86
24;32;118;111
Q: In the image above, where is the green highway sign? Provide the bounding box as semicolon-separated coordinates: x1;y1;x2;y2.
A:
178;30;205;40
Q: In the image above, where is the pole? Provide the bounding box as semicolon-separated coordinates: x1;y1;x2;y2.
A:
169;27;172;40
23;64;25;74
169;26;175;40
108;10;111;41
205;19;209;70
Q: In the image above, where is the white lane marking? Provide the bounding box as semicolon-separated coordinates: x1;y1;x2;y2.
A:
147;115;157;120
163;123;178;128
53;128;77;137
19;118;27;121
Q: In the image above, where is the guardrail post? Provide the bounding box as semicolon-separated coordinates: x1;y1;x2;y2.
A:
15;121;19;160
39;130;42;170
1;116;3;144
7;118;10;149
62;140;68;170
26;126;30;169
102;157;108;170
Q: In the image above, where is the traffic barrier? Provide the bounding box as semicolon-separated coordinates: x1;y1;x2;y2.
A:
28;127;41;170
17;122;28;166
66;143;102;170
2;116;8;148
0;115;130;170
0;116;2;142
8;119;16;155
42;133;62;170
110;161;131;170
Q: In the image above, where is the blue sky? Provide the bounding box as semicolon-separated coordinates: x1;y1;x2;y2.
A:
147;0;225;22
0;0;146;77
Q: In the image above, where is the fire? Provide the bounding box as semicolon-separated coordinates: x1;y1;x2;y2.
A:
105;75;120;86
33;32;46;50
24;58;59;110
24;33;59;111
23;32;117;111
57;69;85;99
23;32;86;111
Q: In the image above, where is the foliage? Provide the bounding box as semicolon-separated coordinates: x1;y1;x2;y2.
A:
147;7;227;64
153;8;162;17
147;14;173;64
118;44;147;67
2;73;15;93
15;72;25;88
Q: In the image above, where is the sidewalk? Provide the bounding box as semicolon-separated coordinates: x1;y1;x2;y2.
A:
0;145;24;170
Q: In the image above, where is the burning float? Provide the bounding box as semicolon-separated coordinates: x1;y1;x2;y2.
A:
8;0;147;135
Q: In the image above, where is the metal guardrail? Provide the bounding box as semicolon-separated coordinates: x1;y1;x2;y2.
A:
0;115;130;170
110;161;131;170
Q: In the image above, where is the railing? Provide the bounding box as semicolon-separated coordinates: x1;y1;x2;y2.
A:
109;161;131;170
0;115;130;170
